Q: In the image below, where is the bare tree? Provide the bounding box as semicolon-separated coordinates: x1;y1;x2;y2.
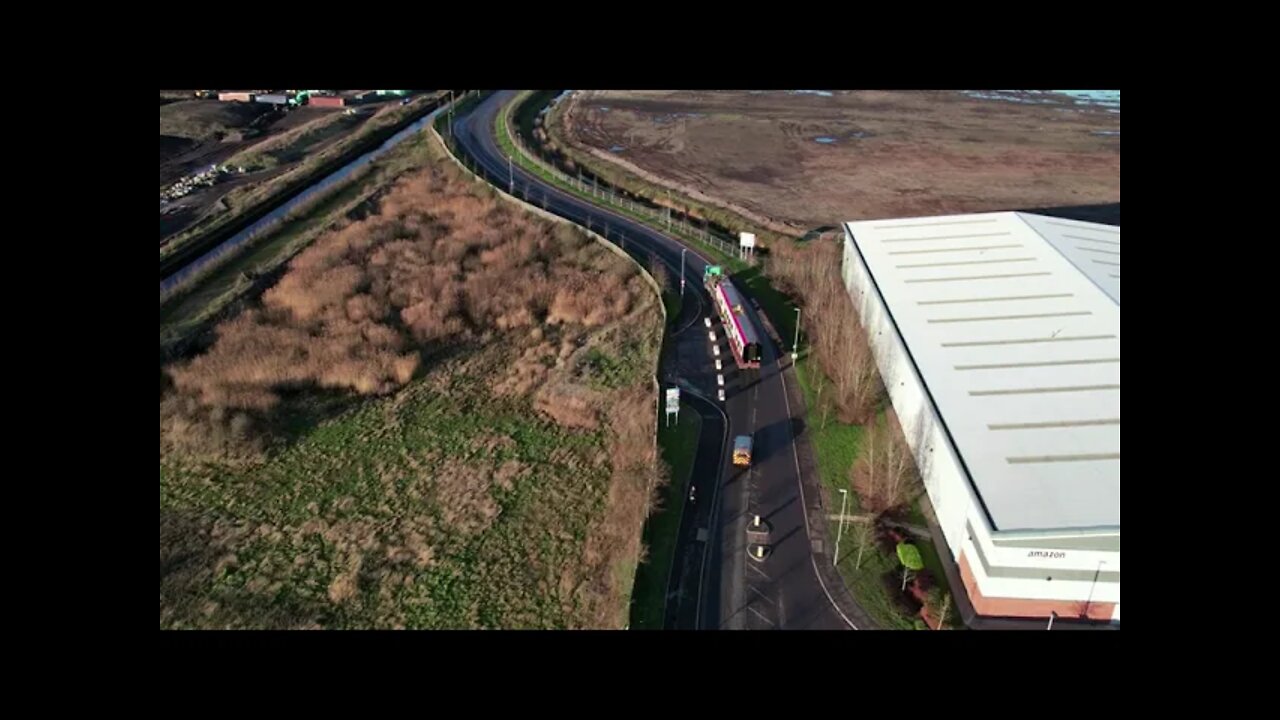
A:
768;238;888;424
816;372;831;430
852;516;875;570
852;411;924;515
833;321;859;420
854;414;882;512
881;412;922;511
845;330;883;423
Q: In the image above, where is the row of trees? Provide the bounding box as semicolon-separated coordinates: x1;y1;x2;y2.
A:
768;238;959;629
770;239;882;424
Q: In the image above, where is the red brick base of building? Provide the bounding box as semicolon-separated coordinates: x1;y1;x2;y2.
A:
958;552;1115;621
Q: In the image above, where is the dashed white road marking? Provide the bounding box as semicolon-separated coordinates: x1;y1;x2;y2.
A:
748;606;776;627
715;359;722;371
717;374;725;387
712;345;720;357
709;331;716;342
705;317;712;328
718;388;725;402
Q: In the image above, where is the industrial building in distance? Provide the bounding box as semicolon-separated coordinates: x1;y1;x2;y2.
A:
841;212;1120;628
205;90;417;108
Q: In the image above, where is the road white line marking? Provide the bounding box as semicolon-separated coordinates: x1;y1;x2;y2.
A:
748;606;776;627
712;345;720;357
694;394;732;631
674;290;706;336
718;388;725;402
777;360;859;630
717;374;725;387
705;317;712;328
709;331;716;342
715;359;722;372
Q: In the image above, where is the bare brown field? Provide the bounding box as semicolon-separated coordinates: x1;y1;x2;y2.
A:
160;143;664;629
555;90;1120;232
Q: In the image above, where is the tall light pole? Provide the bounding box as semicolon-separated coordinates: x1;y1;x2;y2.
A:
680;247;687;298
792;307;802;361
1047;611;1056;631
834;488;849;567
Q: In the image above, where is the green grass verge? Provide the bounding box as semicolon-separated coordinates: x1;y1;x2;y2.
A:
630;401;701;630
795;358;866;510
795;357;957;630
662;287;683;324
160;366;616;629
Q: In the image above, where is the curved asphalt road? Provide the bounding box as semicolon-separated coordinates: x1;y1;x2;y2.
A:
452;91;852;630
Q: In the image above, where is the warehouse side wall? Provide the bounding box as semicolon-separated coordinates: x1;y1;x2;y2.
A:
841;226;977;560
840;224;1120;625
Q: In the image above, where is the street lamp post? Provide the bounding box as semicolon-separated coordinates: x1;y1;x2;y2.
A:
1047;611;1056;631
680;247;687;298
792;307;801;361
834;488;849;567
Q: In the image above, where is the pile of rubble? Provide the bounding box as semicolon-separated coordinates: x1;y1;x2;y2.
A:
160;164;245;206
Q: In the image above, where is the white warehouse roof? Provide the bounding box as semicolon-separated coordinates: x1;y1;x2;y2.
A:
843;212;1120;533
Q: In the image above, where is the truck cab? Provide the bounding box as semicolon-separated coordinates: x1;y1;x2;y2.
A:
732;435;753;467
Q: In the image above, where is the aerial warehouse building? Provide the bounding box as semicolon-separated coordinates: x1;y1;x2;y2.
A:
841;212;1120;628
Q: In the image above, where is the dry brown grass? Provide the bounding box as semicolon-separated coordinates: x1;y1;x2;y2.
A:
162;155;648;458
161;133;666;629
771;239;883;424
427;458;502;536
533;381;605;431
577;382;661;627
